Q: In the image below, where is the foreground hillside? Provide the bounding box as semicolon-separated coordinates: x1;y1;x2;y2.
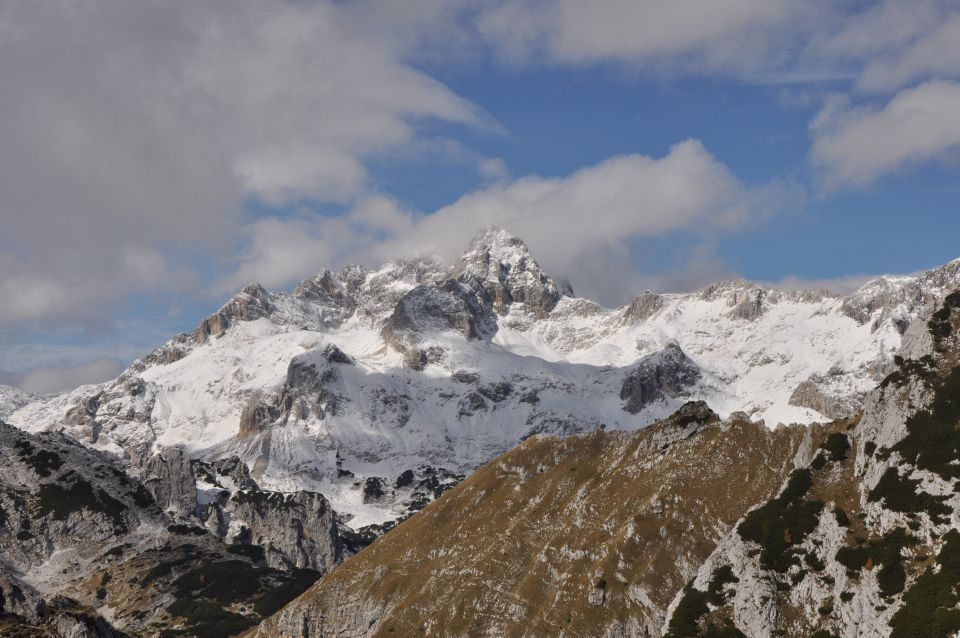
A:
254;289;960;637
254;403;846;637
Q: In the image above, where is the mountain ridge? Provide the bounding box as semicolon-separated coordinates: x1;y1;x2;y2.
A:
6;228;960;529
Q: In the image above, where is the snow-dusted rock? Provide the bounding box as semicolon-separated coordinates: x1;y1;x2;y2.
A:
7;231;960;529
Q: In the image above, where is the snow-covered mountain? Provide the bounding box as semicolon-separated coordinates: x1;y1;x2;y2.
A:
0;384;39;420
7;228;960;527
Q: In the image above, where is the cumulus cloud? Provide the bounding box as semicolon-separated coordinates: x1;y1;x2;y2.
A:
810;81;960;187
0;0;486;330
224;140;779;305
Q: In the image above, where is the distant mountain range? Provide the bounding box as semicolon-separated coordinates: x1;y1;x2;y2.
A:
6;228;959;528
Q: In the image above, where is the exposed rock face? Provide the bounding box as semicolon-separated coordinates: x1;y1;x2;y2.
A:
225;490;345;572
621;343;702;413
254;403;823;638
0;385;39;420
452;226;563;318
841;259;960;331
788;375;860;419
0;421;325;637
194;282;275;344
134;446;199;520
658;289;960;637
624;292;665;322
729;288;766;321
382;279;496;369
0;562;46;622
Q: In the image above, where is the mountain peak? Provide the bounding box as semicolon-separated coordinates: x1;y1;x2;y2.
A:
453;227;564;318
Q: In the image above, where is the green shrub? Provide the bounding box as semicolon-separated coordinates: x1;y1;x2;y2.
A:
738;470;824;572
252;568;319;616
820;433;850;462
166;598;256;638
666;566;739;638
889;530;960;638
868;468;950;523
877;562;907;597
891;364;960;481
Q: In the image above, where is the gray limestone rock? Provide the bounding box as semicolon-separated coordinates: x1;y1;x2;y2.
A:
135;446;199;520
227;490;345;573
620;342;702;414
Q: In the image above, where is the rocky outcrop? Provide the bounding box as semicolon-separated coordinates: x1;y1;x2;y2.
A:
0;421;327;637
0;561;46;622
624;292;665;322
788;375;860;419
225;490;344;573
620;342;702;413
659;288;960;637
134;446;199;520
453;226;563;318
841;259;960;332
194;283;275;344
383;278;496;369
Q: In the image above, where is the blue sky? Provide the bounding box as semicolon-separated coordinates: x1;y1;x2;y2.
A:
2;0;960;392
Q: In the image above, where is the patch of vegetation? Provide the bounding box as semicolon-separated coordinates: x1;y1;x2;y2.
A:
227;543;266;562
142;556;196;586
36;474;127;531
868;468;951;523
810;453;827;471
701;624;746;638
877;562;907;597
811;631;839;638
167;523;207;536
836;527;915;597
737;470;824;572
864;441;877;457
889;529;960;638
172;560;268;604
805;551;826;572
166;597;256;638
891;364;960;482
252;568;319;616
834;508;851;527
927;291;960;352
840;591;855;602
880;355;938;390
666;566;739;638
820;433;851;462
14;440;63;478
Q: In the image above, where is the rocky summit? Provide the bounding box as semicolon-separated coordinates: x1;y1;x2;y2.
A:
3;229;960;637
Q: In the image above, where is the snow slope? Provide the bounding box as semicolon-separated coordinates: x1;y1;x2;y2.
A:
8;228;960;526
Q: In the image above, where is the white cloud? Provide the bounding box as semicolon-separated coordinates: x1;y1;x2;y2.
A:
476;0;803;72
810;80;960;187
858;15;960;92
478;158;510;182
0;0;487;330
225;140;776;305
